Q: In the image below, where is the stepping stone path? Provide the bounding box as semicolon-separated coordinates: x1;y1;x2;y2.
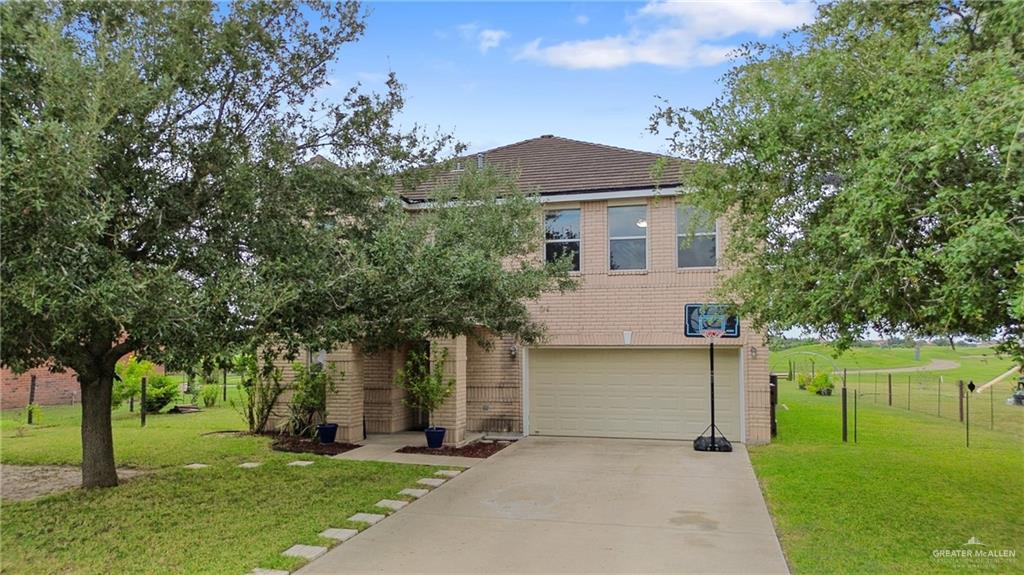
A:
348;512;386;525
399;488;429;499
287;460;314;467
282;544;327;560
238;462;262;469
417;477;446;487
320;528;358;542
375;499;408;511
183;463;209;469
247;569;289;575
435;469;461;478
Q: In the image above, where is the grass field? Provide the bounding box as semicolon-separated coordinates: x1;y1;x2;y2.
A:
770;344;1022;438
750;378;1024;575
0;392;441;574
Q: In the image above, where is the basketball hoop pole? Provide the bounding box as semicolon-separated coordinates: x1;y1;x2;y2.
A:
694;326;732;452
709;339;716;445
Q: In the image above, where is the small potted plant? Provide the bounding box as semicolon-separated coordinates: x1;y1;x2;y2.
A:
396;347;454;449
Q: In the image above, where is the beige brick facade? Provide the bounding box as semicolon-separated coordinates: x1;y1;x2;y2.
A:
523;196;771;444
270;194;771;445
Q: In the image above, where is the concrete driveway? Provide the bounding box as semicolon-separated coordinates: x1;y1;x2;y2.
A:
298;436;789;574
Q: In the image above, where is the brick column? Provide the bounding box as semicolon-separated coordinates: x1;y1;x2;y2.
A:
431;335;468;446
325;345;364;443
744;339;771;444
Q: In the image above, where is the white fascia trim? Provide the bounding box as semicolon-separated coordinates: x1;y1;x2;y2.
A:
401;186;693;210
538;186;686;204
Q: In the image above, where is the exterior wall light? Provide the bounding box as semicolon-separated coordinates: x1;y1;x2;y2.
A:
509;345;518;359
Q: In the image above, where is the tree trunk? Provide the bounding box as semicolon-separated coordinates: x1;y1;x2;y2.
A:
80;371;118;488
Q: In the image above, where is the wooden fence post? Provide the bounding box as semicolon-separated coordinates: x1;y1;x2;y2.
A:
223;367;228;402
888;373;893;406
27;375;37;424
907;375;911;410
140;377;147;428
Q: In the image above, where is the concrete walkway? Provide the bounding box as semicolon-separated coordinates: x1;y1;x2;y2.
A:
300;436;789;574
331;432;486;468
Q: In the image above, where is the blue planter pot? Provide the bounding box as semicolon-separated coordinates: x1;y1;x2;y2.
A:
316;423;339;444
425;427;446;449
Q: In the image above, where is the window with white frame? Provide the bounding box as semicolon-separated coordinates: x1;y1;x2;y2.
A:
544;209;581;272
608;205;647;271
677;205;717;268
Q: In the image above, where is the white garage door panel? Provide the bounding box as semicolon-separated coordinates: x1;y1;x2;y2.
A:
528;348;740;440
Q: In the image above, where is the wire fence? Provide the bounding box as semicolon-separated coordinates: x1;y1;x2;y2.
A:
779;363;1024;438
843;371;1021;436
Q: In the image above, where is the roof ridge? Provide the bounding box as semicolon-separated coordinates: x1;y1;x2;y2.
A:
543;135;676;160
472;135;679;161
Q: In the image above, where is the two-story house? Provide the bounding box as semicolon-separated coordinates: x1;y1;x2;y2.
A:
271;136;771;446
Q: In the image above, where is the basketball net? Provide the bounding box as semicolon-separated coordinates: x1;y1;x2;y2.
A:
700;328;724;341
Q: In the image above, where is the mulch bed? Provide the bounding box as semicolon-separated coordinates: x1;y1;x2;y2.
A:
271;435;361;456
396;440;513;459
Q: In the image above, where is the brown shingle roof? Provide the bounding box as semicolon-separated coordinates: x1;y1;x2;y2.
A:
399;135;690;202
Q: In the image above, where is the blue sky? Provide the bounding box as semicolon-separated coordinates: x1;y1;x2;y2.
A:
322;1;815;155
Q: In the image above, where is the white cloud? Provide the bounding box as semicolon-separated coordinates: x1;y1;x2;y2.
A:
518;0;815;69
458;22;509;54
477;29;509;53
575;14;589;26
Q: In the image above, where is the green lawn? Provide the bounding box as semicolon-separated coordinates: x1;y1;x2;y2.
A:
750;379;1024;575
771;344;1022;438
1;394;441;574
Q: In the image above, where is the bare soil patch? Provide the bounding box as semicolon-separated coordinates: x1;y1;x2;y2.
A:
1;464;147;501
396;440;512;458
271;435;361;456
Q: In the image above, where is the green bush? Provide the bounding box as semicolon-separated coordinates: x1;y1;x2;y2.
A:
23;403;41;424
113;357;158;409
796;372;812;390
142;375;179;413
284;361;339;438
200;385;218;408
396;348;454;429
811;372;834;395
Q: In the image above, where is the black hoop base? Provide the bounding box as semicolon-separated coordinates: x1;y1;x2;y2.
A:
693;424;733;452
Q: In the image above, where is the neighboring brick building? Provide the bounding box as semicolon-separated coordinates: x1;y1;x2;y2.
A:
272;136;771;446
1;367;80;410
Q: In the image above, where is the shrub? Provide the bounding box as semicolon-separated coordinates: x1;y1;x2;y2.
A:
796;373;812;390
113;357;158;409
811;372;834;395
396;348;454;429
141;375;179;413
233;352;285;434
283;361;340;438
200;385;219;408
23;403;41;424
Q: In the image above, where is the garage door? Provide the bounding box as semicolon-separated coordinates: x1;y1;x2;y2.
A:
527;348;741;440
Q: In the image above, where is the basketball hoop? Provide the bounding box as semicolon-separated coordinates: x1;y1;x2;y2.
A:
700;328;724;341
693;310;732;452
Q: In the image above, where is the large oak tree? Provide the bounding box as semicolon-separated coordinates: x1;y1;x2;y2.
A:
652;0;1023;361
1;1;570;488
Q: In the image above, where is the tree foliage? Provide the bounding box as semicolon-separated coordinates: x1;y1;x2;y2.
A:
652;0;1024;361
1;0;569;487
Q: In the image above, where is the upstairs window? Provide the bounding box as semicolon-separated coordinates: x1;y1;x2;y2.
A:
677;205;717;268
608;205;648;271
544;209;581;272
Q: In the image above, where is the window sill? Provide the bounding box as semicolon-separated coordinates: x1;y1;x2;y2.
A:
677;266;719;273
607;269;649;276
